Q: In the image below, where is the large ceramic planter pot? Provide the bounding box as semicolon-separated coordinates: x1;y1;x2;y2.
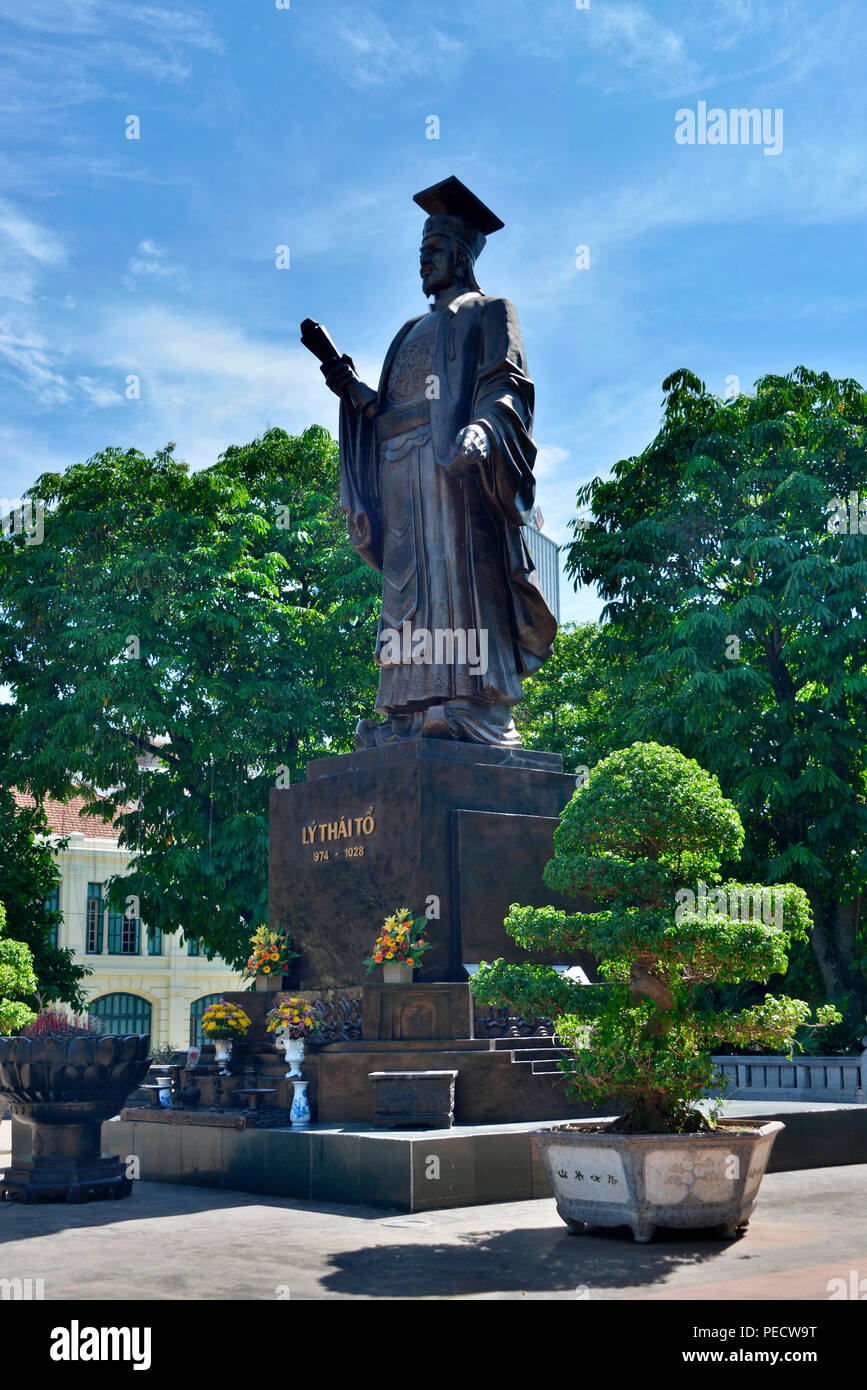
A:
0;1034;151;1204
383;962;414;985
533;1120;784;1243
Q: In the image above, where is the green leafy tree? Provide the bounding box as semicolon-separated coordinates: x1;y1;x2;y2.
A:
0;899;38;1033
0;427;380;966
565;367;867;1009
0;711;88;1007
516;621;662;772
471;743;839;1133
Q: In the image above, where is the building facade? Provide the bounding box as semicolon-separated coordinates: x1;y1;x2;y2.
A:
21;795;243;1049
524;517;561;623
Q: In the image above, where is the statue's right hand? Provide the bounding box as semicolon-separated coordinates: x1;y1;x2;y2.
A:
348;511;373;550
322;354;361;398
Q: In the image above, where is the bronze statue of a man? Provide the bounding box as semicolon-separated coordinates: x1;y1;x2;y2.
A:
317;176;556;749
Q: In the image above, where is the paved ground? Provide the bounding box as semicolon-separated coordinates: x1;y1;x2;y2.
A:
0;1145;865;1300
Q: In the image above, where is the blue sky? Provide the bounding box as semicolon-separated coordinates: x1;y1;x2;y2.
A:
1;0;865;622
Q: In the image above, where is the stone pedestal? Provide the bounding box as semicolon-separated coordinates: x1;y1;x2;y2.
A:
362;982;473;1041
270;740;584;988
369;1069;458;1129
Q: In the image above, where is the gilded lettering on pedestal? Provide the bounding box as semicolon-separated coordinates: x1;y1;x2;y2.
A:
301;806;376;846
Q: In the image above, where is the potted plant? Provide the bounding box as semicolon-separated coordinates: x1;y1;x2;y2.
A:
266;997;318;1077
266;997;317;1126
364;907;430;983
0;1006;151;1204
199;999;251;1073
242;925;298;993
471;742;840;1243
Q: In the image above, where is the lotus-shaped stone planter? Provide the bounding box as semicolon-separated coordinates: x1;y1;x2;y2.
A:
0;1034;151;1203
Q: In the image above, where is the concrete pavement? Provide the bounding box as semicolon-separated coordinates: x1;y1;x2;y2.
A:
0;1157;865;1300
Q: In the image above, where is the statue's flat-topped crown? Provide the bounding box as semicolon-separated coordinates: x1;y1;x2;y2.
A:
414;175;504;261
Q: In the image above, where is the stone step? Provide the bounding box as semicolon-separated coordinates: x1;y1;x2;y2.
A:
490;1035;558;1051
508;1048;570;1065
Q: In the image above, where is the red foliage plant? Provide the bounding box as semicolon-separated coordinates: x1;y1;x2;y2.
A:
20;1010;102;1038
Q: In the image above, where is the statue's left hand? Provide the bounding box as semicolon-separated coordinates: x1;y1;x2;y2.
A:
450;424;490;472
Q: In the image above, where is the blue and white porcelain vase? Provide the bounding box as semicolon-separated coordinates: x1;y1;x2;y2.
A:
290;1079;311;1127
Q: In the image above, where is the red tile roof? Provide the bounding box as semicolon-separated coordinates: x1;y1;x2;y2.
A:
13;791;120;841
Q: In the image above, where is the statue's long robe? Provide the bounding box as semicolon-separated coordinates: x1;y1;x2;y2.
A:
338;290;556;715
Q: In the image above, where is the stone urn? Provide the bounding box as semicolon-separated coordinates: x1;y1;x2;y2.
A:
533;1120;784;1243
0;1034;151;1203
277;1034;305;1078
383;962;414;985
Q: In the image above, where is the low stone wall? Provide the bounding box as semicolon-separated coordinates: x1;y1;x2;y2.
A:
712;1052;867;1103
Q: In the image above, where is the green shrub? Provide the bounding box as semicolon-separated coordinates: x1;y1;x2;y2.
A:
472;743;840;1132
0;899;38;1033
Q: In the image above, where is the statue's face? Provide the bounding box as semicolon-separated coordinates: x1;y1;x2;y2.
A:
419;233;460;296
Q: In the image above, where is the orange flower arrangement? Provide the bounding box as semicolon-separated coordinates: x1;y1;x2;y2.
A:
241;925;298;980
364;907;430;973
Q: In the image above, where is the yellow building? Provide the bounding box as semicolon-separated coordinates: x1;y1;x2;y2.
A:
23;794;244;1049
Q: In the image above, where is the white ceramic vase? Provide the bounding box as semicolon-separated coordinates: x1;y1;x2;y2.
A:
279;1034;305;1078
290;1079;311;1127
213;1038;233;1075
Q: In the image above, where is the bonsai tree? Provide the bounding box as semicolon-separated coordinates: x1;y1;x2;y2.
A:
0;899;38;1033
472;743;840;1133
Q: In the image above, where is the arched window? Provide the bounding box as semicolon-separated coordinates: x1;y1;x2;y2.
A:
90;992;152;1039
189;993;223;1048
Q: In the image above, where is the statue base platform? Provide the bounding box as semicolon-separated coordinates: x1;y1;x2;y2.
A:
269;740;586;988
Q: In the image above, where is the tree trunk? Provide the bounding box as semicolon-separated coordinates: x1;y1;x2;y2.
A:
834;898;865;1010
807;893;846;999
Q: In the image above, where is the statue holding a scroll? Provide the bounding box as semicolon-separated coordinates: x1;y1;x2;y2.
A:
302;176;556;749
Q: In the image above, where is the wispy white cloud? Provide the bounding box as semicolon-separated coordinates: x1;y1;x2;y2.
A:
0;323;71;404
0;2;224;184
125;239;186;290
565;135;867;253
577;3;701;96
75;375;124;407
0;199;66;305
76;303;335;465
293;3;463;88
0;1;221;48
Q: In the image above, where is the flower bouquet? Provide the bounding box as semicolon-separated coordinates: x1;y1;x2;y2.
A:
266;998;318;1040
242;925;298;991
200;999;251;1074
200;1000;251;1040
364;907;430;981
267;997;318;1079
